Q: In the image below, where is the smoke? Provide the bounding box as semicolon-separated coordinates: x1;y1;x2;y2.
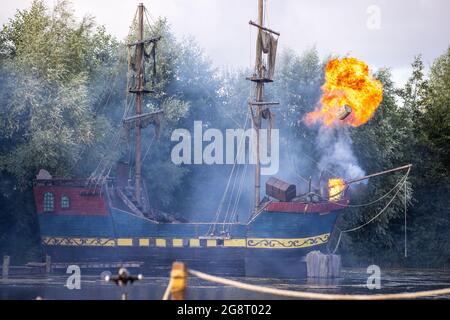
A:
316;126;365;181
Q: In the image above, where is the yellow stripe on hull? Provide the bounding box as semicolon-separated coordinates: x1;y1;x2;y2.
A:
189;239;200;247
117;238;133;246
224;239;247;247
156;239;167;247
206;239;217;247
42;234;330;249
172;239;183;247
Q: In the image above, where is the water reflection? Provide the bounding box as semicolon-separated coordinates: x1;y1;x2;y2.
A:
1;269;450;300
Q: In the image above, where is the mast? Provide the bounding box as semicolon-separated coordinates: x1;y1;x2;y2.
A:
134;3;144;206
254;0;263;212
125;3;163;208
248;0;280;212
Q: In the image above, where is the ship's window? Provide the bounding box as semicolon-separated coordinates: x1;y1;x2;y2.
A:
61;195;70;209
43;192;54;212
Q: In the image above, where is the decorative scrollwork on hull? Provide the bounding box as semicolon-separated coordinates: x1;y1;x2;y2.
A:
42;237;116;247
247;233;330;249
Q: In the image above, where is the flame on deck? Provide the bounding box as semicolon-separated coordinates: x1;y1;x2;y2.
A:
328;178;346;202
305;57;383;127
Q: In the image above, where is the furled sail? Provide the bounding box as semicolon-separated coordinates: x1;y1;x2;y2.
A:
123;110;163;138
260;31;278;80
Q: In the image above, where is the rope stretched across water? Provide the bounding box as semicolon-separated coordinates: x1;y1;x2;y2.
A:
188;269;450;300
162;279;173;300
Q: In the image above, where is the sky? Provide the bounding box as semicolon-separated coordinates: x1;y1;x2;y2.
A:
1;0;449;86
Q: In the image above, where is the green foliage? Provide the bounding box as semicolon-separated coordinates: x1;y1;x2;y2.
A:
0;0;122;259
0;0;119;186
421;47;450;174
404;48;450;266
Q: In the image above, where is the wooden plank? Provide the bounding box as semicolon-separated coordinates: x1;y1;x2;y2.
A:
248;20;280;36
306;251;341;278
127;36;161;47
246;76;273;83
249;102;280;106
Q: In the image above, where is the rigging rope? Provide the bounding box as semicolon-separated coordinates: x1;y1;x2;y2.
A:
249;24;252;69
142;136;155;163
404;177;408;258
221;69;257;232
208;107;251;236
227;156;250;231
331;168;410;254
143;7;156;34
221;155;248;233
85;10;140;187
223;108;251;222
221;164;242;234
332;169;410;208
144;7;158;31
85;6;163;192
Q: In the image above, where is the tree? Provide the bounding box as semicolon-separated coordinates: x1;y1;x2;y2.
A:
405;48;450;266
0;0;120;186
421;47;450;175
0;0;120;262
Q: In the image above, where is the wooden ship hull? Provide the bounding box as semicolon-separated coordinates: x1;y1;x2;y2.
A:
33;179;347;278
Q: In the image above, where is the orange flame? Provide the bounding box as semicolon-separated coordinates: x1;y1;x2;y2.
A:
305;57;383;127
328;178;346;201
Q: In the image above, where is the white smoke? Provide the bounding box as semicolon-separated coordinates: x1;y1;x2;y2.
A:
316;126;365;181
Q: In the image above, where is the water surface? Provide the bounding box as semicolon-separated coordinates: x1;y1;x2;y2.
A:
1;268;449;300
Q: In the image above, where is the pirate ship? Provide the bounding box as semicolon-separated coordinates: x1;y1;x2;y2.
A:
32;2;409;278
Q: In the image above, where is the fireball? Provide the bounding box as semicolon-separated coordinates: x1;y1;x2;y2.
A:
305;57;383;127
328;178;346;201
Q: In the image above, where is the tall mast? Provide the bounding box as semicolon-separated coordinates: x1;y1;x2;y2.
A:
124;4;162;211
254;0;264;211
134;3;144;205
248;0;280;213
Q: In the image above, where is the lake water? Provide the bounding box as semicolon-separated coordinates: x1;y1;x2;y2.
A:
1;268;450;300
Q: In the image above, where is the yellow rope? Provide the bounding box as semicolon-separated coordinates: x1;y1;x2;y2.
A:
162;279;172;300
188;269;450;300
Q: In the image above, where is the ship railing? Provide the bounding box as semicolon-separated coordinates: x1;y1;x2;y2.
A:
197;235;231;240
